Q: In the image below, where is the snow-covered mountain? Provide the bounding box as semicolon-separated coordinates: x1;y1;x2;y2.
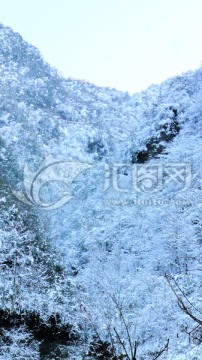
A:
0;23;201;359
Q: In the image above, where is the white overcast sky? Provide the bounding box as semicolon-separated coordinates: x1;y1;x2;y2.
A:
0;0;202;93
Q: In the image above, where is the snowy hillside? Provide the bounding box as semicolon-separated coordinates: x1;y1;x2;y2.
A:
0;23;201;359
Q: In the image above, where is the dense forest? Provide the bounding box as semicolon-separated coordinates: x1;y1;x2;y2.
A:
0;23;201;359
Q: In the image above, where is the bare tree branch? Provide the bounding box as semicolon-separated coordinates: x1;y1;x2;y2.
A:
153;339;169;360
113;326;131;360
165;273;202;347
106;290;135;360
171;276;202;316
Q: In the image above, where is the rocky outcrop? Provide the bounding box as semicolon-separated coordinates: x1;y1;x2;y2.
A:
132;107;180;163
